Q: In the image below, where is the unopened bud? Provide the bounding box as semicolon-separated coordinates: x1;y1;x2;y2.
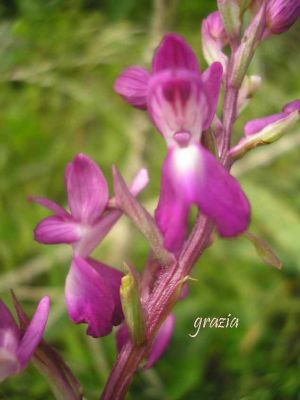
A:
217;0;242;43
120;265;146;347
230;110;299;159
201;11;228;70
237;75;262;113
265;0;300;35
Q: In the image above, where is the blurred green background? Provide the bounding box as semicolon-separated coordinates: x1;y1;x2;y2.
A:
1;0;300;399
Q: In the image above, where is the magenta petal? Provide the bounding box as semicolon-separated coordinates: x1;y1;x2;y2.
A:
155;155;189;254
244;112;285;136
201;62;223;130
65;257;114;337
88;258;124;326
152;33;199;73
283;99;300;114
65;154;109;224
166;144;250;237
34;215;81;244
28;196;69;217
145;314;175;369
114;66;150;109
17;296;50;370
194;145;250;236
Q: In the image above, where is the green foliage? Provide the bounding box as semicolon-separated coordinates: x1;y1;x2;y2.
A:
0;1;300;399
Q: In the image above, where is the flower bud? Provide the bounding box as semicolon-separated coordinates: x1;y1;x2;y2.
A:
230;110;299;159
201;11;228;70
120;265;146;347
265;0;300;35
217;0;242;42
237;75;262;113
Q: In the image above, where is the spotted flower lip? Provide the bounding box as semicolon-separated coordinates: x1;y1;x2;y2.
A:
30;153;149;258
115;33;250;253
0;296;50;382
116;314;175;369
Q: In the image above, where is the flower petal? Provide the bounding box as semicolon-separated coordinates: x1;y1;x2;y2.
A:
148;70;209;143
145;314;175;369
166;144;250;237
17;296;50;370
129;168;149;197
0;301;19;354
74;209;122;257
0;349;19;382
28;196;69;217
88;258;124;326
155;155;189;254
244;112;285;136
65;154;109;224
201;62;223;130
114;66;150;109
116;323;129;353
152;33;200;73
34;216;81;244
65;257;114;337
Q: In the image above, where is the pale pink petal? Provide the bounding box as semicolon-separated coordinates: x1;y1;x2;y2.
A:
65;154;109;224
0;301;19;354
152;33;200;72
17;296;50;370
28;196;69;217
144;314;175;369
0;350;19;382
65;257;114;337
129;168;149;197
34;216;81;244
114;66;150;109
148;70;209;143
88;258;123;326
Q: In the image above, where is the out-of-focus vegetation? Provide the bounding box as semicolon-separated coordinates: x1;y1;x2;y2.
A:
1;1;300;399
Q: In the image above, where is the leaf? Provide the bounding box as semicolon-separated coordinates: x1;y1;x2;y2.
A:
245;231;282;270
112;166;175;267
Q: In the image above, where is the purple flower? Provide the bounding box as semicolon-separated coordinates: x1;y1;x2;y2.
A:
265;0;300;35
31;153;148;258
116;314;175;368
115;34;250;253
201;11;229;71
244;99;300;136
0;296;50;382
31;153;148;337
